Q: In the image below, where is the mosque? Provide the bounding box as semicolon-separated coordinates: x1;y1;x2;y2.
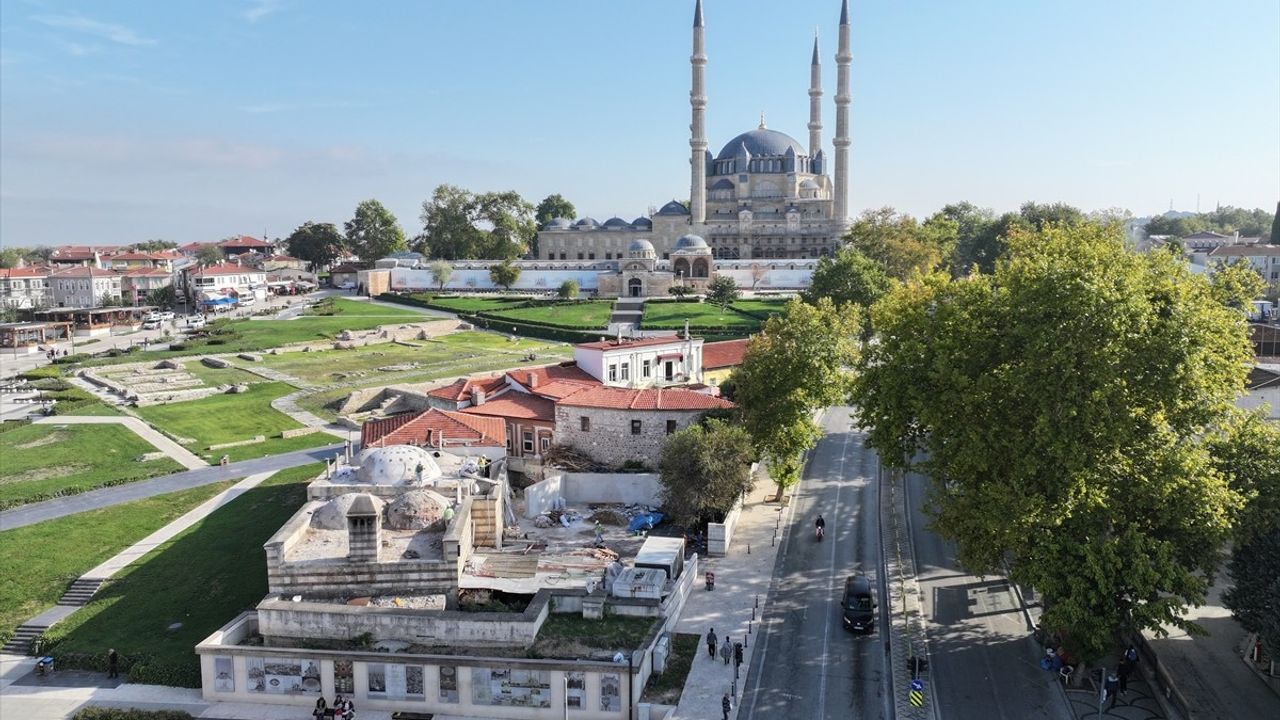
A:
536;0;854;267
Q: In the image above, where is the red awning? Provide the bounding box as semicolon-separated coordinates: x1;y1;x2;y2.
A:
656;353;684;361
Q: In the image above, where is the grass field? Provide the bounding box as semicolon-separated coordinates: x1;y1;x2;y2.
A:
485;301;613;329
42;463;323;687
177;361;262;388
0;480;234;647
0;423;184;510
306;297;425;318
134;382;334;462
641;301;761;330
731;298;790;319
416;295;528;313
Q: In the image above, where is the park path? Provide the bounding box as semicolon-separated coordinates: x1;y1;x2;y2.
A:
32;415;207;470
1;471;278;655
0;443;341;531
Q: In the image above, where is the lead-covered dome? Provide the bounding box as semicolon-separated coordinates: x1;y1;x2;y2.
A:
656;201;690;216
716;128;805;160
355;445;442;485
311;493;386;530
674;234;708;250
544;217;572;230
603;217;629;229
628;239;656;258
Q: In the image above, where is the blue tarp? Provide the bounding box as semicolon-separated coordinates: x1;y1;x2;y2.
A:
628;511;664;533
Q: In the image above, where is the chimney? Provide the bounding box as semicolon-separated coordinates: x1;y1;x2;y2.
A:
471;388;486;406
345;494;380;563
528;372;538;388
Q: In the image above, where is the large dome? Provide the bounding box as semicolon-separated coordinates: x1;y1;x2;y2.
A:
674;234;709;250
355;445;442;485
716;128;806;160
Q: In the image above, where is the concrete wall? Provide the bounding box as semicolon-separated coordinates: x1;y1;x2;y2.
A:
524;473;662;519
707;493;744;557
390;267;605;294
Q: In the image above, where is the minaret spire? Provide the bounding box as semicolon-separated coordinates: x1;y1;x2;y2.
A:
832;0;852;227
689;0;708;224
808;31;823;160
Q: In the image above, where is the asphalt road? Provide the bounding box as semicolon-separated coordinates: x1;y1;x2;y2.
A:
739;408;892;720
905;469;1073;720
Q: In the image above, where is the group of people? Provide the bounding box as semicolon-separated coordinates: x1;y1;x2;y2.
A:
312;694;355;719
705;628;745;719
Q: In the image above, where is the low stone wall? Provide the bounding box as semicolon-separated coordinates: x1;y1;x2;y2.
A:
280;427;321;439
202;356;233;369
209;435;266;450
524;473;662;518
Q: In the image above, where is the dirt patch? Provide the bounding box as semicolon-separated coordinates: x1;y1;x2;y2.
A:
0;464;83;486
13;430;67;450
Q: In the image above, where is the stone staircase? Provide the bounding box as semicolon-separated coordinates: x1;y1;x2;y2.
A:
57;577;106;606
1;577;109;655
609;298;645;331
3;623;45;655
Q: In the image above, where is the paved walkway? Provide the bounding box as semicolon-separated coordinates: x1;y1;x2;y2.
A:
33;415;208;470
0;443;341;531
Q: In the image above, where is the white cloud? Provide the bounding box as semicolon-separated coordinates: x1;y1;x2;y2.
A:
30;11;156;46
242;0;286;23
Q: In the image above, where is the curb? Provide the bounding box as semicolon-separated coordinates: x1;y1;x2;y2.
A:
881;463;937;720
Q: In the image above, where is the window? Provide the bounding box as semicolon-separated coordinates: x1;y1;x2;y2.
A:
506;433;513;450
580;416;590;432
560;253;567;260
577;253;584;260
642;360;651;378
666;420;678;435
522;431;534;454
608;364;617;382
620;362;630;381
631;419;642;435
588;253;595;260
605;252;612;260
540;436;551;452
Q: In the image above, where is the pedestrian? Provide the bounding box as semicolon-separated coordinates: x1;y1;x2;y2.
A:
1117;659;1131;696
706;628;718;659
722;692;732;720
312;696;327;719
1124;644;1139;667
720;636;732;665
734;641;744;669
1105;671;1121;709
106;648;118;678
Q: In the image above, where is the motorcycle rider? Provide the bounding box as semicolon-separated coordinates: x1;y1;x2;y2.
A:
815;514;826;539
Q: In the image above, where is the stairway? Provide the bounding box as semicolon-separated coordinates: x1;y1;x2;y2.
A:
609;298;645;331
3;624;45;655
57;577;106;606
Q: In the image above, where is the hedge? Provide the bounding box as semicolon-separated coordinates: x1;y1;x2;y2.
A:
51;649;202;689
72;707;194;720
378;293;607;341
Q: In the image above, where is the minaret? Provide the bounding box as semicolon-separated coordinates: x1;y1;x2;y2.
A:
808;33;823;160
689;0;708;225
833;0;852;226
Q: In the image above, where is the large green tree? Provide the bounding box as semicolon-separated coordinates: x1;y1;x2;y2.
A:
488;259;520;291
705;275;740;311
130;239;178;252
659;419;756;527
417;184;536;260
802;245;893;310
429;259;453;291
734;298;861;492
194;245;224;267
535;194;576;226
345;199;406;263
844;207;945;281
284;221;346;270
852;222;1254;662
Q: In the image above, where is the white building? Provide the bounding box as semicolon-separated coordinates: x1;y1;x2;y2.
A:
49;267;122;308
573;335;704;387
186;263;269;301
1204;244;1280;289
0;267;52;310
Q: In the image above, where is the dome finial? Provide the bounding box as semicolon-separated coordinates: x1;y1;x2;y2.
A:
759;111;766;129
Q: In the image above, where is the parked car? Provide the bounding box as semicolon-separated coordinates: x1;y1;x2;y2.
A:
158;311;175;321
142;319;162;330
187;316;207;329
338;280;356;290
238;296;256;307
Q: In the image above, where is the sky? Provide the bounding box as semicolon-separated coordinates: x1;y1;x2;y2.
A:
1;0;1278;248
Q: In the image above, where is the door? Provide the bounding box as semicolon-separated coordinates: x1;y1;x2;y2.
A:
664;361;674;381
628;278;642;297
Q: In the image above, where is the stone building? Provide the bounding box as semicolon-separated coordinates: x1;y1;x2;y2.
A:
553;386;734;468
537;0;855;264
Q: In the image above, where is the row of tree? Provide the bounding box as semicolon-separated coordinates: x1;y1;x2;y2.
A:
663;213;1276;664
1145;203;1279;241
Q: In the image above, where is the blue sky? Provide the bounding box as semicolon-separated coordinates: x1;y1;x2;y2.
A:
1;0;1277;247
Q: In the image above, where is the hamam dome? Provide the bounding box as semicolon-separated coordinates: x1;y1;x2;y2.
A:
355;445;441;485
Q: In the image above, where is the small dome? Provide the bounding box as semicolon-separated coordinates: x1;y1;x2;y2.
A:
355;445;442;486
675;234;709;250
631;217;652;228
311;493;386;530
603;217;629;229
799;179;819;189
385;490;451;531
573;217;600;228
628;238;656;254
544;217;572;229
656;201;690;216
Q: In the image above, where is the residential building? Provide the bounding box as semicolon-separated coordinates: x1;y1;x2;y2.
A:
49;267;122;308
701;338;749;385
103;250;184;272
1204;244;1280;288
0;267;52;310
1241;365;1280;420
219;235;275;257
121;268;175;306
47;246;106;268
329;263;364;288
573;335;705;387
185;263;268;301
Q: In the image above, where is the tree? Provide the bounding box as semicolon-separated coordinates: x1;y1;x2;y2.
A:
1209;259;1265;311
195;245;224;267
705;275;740;311
558;279;579;299
668;285;693;298
852;222;1254;662
1271;201;1279;244
749;263;768;290
429;260;453;291
535;194;576;227
802;245;892;311
845;207;945;281
0;248;25;268
734;298;861;492
417;184;536;260
659;419;756;528
1222;527;1280;659
345;199;406;263
932;202;997;275
285;222;346;270
489;260;520;291
146;285;176;308
130;239;178;252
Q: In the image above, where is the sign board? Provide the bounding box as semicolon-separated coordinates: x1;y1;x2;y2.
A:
910;679;924;692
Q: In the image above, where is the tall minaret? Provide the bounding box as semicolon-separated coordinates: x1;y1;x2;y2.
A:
808;33;823;159
689;0;708;224
833;0;852;225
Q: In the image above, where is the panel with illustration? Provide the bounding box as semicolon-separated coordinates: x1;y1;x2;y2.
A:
471;667;552;708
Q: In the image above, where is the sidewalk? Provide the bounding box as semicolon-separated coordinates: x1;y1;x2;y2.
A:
33;415;208;470
671;475;791;719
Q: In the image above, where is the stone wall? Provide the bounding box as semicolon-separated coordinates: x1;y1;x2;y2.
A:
553;406;704;468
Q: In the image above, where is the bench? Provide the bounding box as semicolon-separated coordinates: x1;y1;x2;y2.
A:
390;713;434;720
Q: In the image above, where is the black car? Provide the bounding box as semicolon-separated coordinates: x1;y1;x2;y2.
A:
841;574;876;632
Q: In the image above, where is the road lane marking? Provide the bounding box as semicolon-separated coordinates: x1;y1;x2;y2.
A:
817;423;851;719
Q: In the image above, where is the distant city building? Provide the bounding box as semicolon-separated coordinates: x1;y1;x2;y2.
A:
0;267;52;310
49;267;122;308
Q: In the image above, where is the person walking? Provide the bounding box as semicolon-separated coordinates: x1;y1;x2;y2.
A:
734;641;744;669
722;692;732;720
706;628;718;659
106;648;118;679
1105;671;1121;709
720;636;732;665
1117;658;1131;696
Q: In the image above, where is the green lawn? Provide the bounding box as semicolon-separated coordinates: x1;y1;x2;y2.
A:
731;298;791;319
532;613;657;658
0;424;184;510
643;633;700;704
176;361;263;388
42;463;323;687
416;295;528;313
133;382;333;462
0;480;234;647
485;301;613;329
641;301;761;330
306;297;424;318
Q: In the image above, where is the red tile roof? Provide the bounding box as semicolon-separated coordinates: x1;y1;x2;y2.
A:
506;363;598;392
121;267;172;277
50;267;120;278
362;408;505;448
701;338;749;370
0;267;50;278
178;242;212;253
461;392;556;423
219;235;272;248
107;251;170;261
557;386;734;411
49;246;104;260
427;375;509;403
575;335;687;351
